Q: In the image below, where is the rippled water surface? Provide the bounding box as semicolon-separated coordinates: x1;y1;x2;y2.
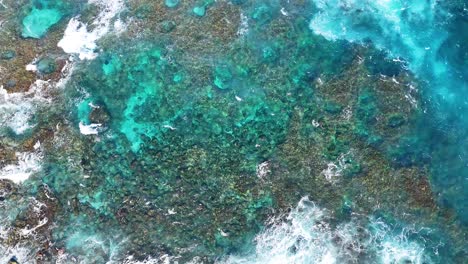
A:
0;0;466;263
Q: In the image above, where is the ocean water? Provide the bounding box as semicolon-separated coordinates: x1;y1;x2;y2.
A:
310;0;468;225
0;0;466;263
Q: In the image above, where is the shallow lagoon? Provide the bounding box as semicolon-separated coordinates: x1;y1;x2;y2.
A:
0;0;466;263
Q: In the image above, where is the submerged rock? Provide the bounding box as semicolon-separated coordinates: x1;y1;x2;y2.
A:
213;66;232;90
37;57;57;74
0;50;16;60
160;20;176;33
1;0;465;262
387;113;406;128
8;256;19;264
89;104;111;125
5;79;17;89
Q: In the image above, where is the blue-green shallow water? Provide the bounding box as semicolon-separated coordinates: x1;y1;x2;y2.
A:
310;0;468;226
20;0;86;38
0;0;466;263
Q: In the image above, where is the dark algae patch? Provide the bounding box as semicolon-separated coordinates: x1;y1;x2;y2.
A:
0;0;466;263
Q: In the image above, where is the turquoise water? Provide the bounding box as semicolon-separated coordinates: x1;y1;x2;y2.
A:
0;0;466;263
21;0;75;38
310;0;468;224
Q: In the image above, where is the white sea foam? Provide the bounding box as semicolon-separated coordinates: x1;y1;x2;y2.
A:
1;56;75;135
123;255;180;264
237;13;249;37
0;151;42;184
58;0;126;60
0;196;432;263
370;219;431;264
0;56;76;148
0;87;35;134
0;246;35;264
58;228;127;263
256;161;270;179
0;197;47;263
25;62;38;72
79;122;102;135
309;0;448;83
19;217;48;237
57;59;76;88
321;152;352;183
0;78;58;134
220;197;432;264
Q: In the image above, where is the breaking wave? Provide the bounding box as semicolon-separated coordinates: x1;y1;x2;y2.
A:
221;197;434;264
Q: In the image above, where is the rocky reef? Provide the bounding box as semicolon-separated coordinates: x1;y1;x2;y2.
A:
0;0;466;263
